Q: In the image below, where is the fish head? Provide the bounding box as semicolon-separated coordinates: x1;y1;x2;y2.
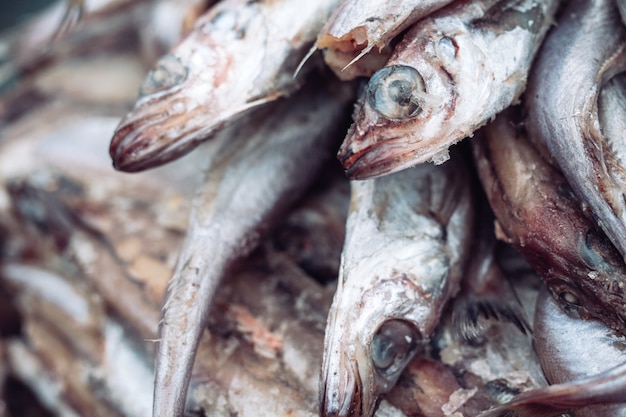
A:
110;9;259;172
338;29;488;179
320;234;453;417
541;227;626;336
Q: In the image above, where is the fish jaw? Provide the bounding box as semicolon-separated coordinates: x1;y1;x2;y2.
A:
315;0;456;80
320;273;435;417
320;193;463;416
109;28;244;172
338;0;557;180
110;99;217;172
109;3;274;172
337;47;460;180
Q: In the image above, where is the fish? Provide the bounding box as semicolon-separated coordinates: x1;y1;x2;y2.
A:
319;152;475;417
337;0;559;180
525;0;626;264
8;0;144;68
153;75;354;417
472;106;626;337
479;286;626;417
313;0;455;80
110;0;340;172
597;73;626;177
137;0;213;66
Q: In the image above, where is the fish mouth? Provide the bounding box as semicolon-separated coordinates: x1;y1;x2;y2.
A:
109;107;209;172
320;357;364;417
338;135;422;180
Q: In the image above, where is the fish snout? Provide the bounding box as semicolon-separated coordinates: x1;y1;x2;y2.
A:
320;355;365;417
110;114;165;172
109;109;199;172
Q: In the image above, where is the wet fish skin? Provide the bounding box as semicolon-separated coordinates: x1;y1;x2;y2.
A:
110;0;339;172
320;153;474;417
153;76;354;417
480;287;626;417
315;0;455;80
534;287;626;417
525;0;626;263
137;0;213;66
337;0;558;180
472;107;626;337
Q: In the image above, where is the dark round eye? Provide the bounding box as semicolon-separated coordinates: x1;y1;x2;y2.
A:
367;65;425;120
371;320;419;380
139;54;188;97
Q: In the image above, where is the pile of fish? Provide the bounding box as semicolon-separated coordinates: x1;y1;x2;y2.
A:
1;0;625;416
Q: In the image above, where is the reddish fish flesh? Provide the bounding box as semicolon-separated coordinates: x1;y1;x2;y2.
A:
473;107;626;337
337;0;558;180
320;152;474;417
313;0;455;80
110;0;340;172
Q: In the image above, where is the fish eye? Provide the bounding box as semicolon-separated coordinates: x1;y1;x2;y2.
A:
367;65;425;120
550;282;584;318
371;320;419;381
558;290;581;306
139;54;188;97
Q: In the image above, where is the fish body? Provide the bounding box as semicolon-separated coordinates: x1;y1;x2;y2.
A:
110;0;340;172
525;0;626;263
337;0;558;180
315;0;455;80
320;153;474;417
138;0;213;66
472;107;626;337
153;77;354;417
534;287;626;417
480;287;626;417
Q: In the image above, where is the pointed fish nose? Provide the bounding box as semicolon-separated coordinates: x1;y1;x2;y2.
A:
109;112;196;172
320;358;363;417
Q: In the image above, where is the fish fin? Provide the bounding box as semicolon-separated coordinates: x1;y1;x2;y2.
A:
293;44;318;79
452;294;531;342
478;362;626;417
50;0;84;45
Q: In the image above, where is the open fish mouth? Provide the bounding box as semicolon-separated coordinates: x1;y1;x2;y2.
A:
338;136;424;180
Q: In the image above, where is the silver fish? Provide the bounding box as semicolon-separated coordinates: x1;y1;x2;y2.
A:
480;287;626;417
110;0;340;172
473;107;626;338
153;76;354;417
598;73;626;173
337;0;558;180
313;0;455;80
320;153;474;417
137;0;213;66
525;0;626;263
